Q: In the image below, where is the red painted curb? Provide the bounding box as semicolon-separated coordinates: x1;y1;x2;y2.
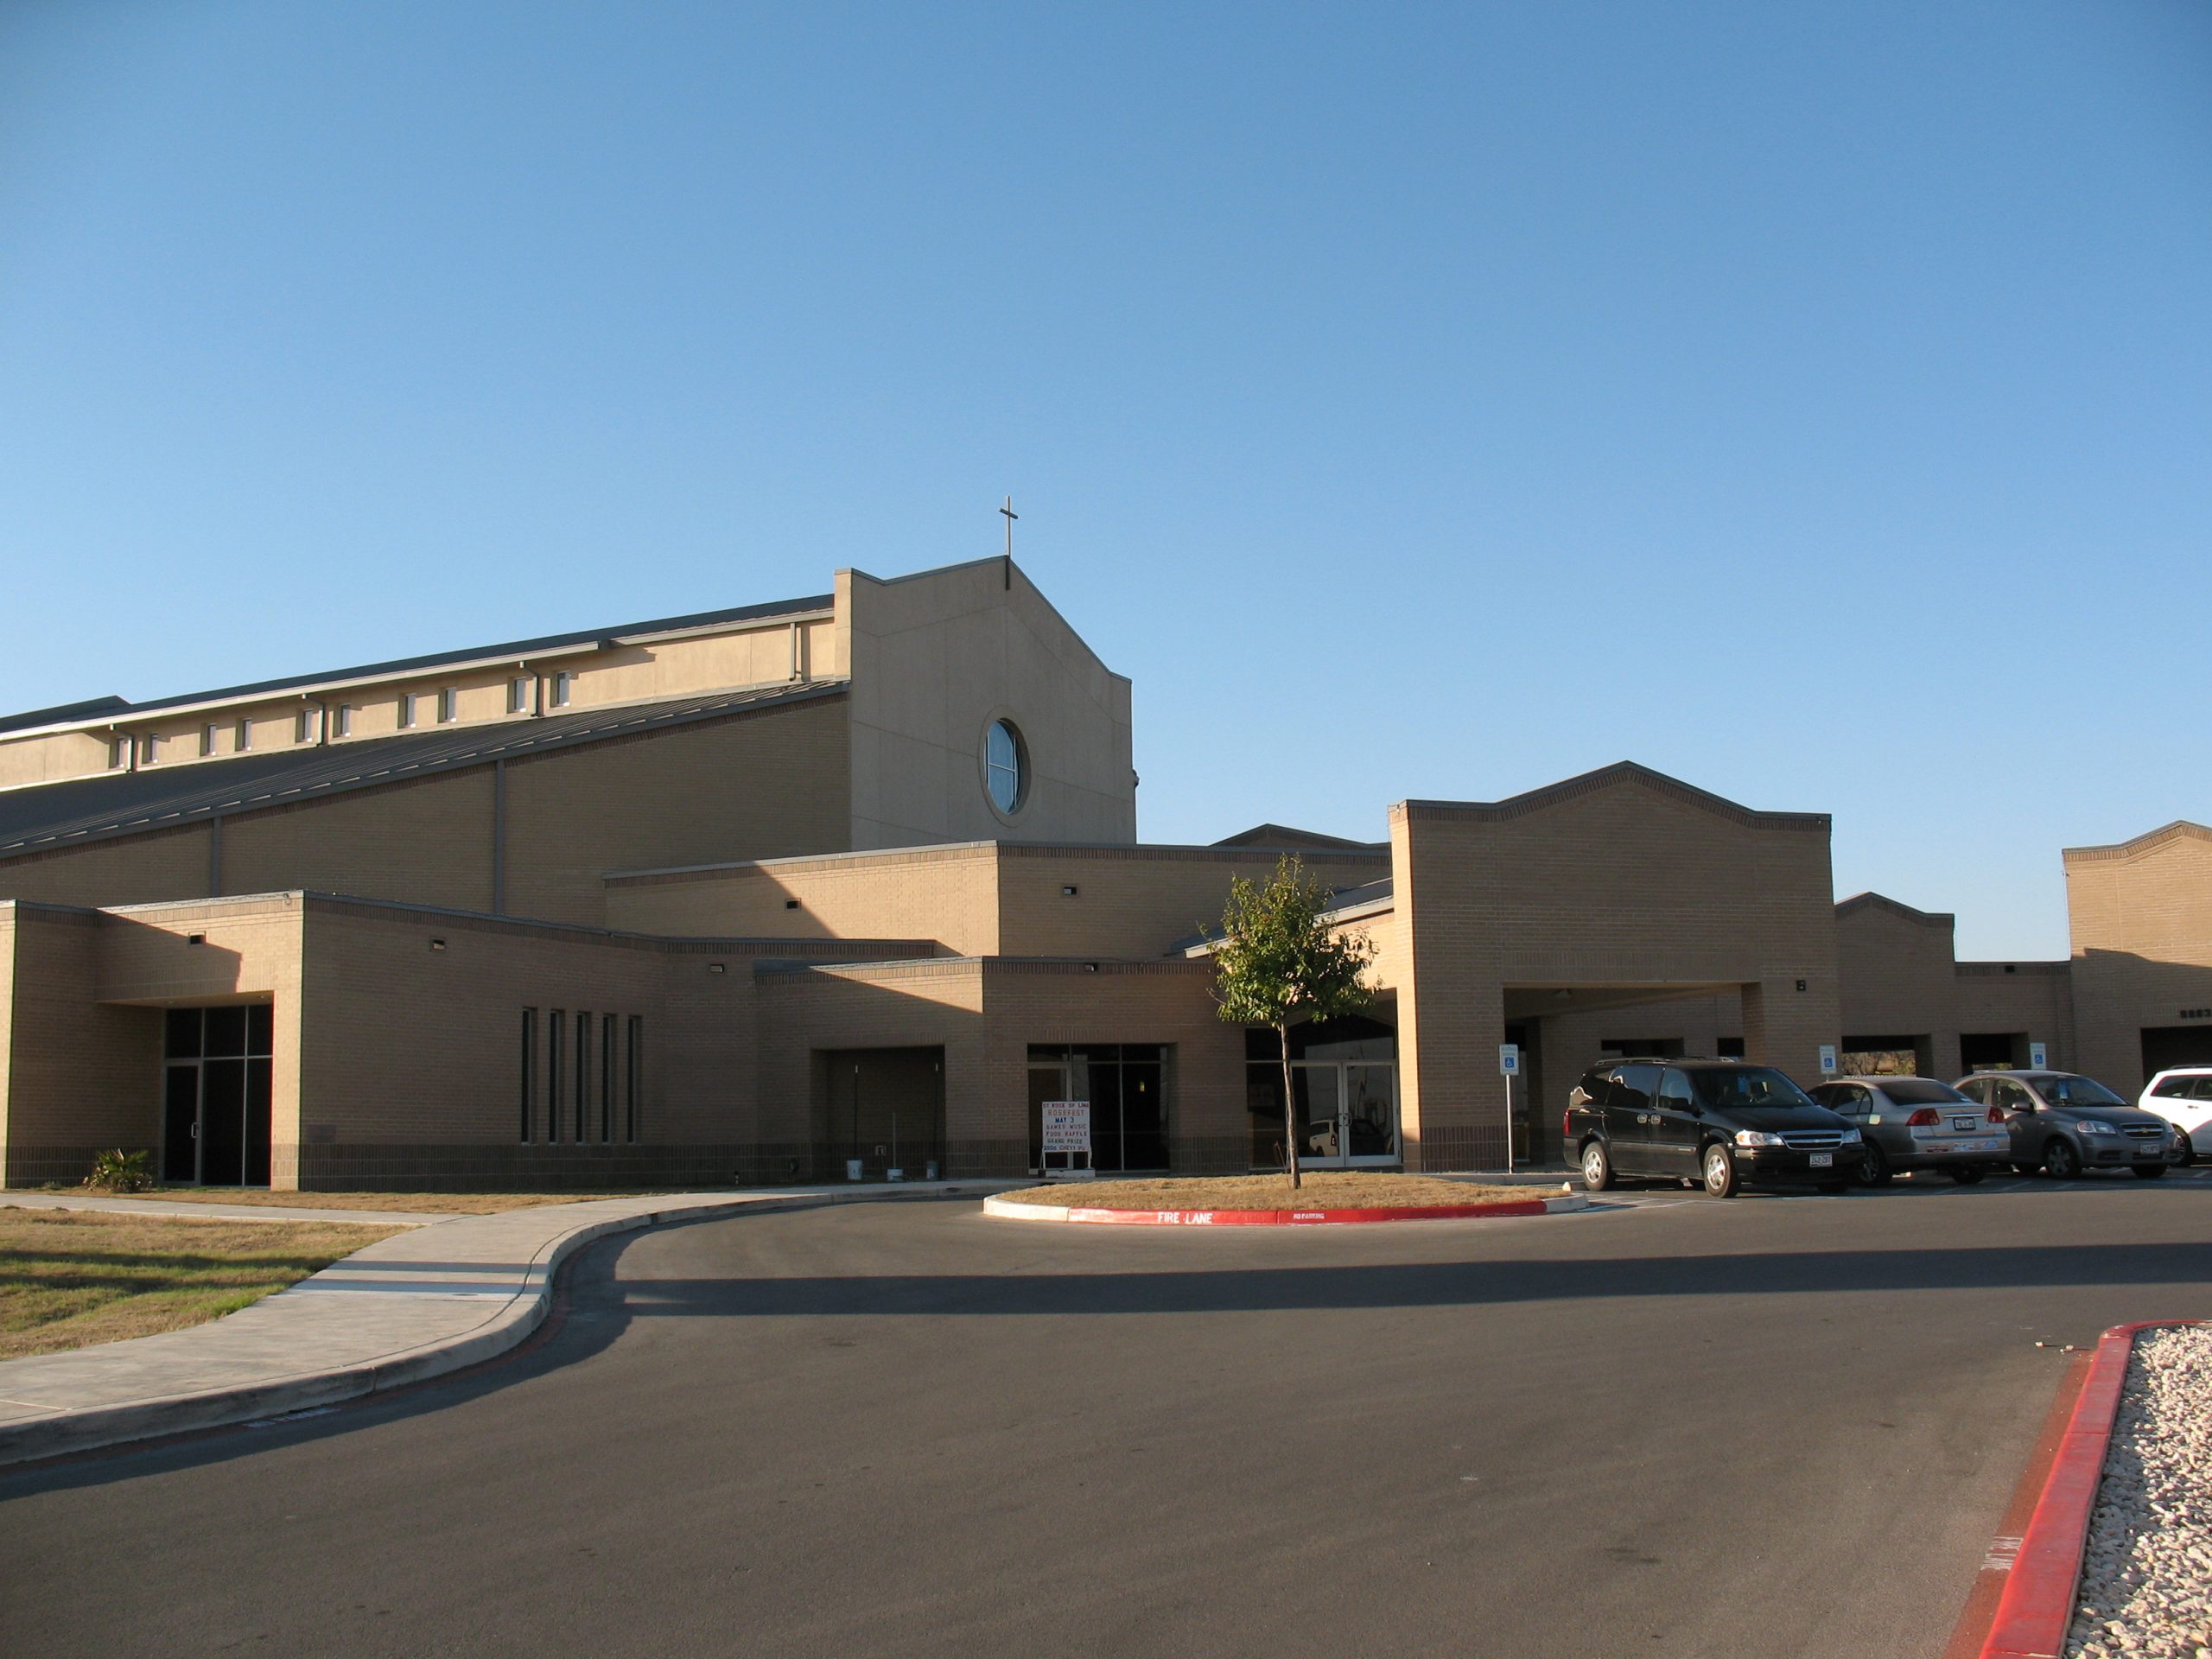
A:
1058;1199;1559;1225
1977;1319;2204;1659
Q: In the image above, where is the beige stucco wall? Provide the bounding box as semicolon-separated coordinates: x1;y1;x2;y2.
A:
609;843;1000;955
841;559;1135;849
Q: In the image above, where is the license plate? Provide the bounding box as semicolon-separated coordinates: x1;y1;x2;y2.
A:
1951;1116;1978;1132
1809;1152;1833;1168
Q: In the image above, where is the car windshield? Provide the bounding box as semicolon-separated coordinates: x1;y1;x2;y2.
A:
1692;1067;1816;1111
2041;1075;2128;1109
1880;1080;1969;1105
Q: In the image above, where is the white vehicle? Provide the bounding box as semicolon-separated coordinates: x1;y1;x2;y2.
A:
2139;1066;2212;1164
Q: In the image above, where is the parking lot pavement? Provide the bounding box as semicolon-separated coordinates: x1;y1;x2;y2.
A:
6;1181;2212;1659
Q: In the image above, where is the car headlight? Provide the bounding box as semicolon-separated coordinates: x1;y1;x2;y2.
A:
1733;1130;1785;1147
2076;1120;2116;1136
1837;1128;1861;1145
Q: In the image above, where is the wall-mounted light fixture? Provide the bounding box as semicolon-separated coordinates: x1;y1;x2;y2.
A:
708;962;728;975
1084;962;1099;973
1061;885;1078;897
1796;979;1807;992
785;899;801;910
186;934;206;946
429;938;447;952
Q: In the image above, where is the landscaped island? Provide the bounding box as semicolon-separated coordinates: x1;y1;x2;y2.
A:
991;1172;1560;1211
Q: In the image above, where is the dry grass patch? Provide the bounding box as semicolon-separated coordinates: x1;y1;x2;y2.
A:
0;1208;399;1360
46;1188;664;1215
997;1172;1552;1210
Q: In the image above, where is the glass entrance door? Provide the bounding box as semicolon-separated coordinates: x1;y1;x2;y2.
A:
162;1005;276;1186
1293;1061;1400;1168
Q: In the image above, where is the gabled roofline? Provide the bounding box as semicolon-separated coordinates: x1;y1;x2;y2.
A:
1835;892;1955;929
1210;822;1385;851
1391;761;1830;832
2063;820;2212;864
0;593;834;741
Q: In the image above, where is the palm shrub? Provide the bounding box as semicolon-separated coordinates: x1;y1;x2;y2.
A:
82;1147;155;1193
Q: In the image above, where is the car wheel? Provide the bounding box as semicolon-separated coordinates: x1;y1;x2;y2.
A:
2175;1129;2195;1166
1859;1141;1891;1187
1700;1142;1738;1198
1949;1166;1986;1185
2044;1138;2082;1180
2133;1164;2167;1180
1580;1140;1615;1192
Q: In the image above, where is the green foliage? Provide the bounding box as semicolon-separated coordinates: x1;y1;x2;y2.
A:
1211;855;1376;1031
81;1148;155;1194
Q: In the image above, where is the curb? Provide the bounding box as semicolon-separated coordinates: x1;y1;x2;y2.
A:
1976;1319;2204;1659
982;1192;1589;1225
0;1185;995;1469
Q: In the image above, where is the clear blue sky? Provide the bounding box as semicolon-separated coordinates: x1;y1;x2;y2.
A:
4;3;2207;959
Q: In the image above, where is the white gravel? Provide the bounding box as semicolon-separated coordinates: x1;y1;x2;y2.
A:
2065;1324;2212;1659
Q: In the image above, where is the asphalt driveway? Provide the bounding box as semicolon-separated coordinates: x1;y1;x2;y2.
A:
5;1173;2211;1658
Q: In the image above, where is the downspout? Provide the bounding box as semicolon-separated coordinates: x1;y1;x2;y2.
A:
492;758;506;915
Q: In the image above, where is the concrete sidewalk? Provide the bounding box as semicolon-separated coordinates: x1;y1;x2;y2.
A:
0;1182;1013;1466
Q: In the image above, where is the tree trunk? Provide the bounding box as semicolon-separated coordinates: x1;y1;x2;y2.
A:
1280;1022;1300;1191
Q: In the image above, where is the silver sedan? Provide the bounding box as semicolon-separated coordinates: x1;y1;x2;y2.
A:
1808;1077;2011;1185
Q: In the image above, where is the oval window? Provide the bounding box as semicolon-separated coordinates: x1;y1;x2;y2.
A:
985;719;1026;815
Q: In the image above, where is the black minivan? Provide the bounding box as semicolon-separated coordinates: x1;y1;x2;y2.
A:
1563;1058;1866;1198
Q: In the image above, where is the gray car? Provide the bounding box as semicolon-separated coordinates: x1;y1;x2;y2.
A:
1953;1070;2176;1179
1808;1077;2010;1184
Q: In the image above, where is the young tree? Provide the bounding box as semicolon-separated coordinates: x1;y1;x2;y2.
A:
1211;855;1376;1190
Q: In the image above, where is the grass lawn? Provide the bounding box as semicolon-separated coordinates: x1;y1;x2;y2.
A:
995;1172;1555;1210
0;1208;400;1360
37;1188;666;1215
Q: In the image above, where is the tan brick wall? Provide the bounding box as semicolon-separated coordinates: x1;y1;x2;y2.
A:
219;768;498;911
1392;768;1841;1171
995;844;1388;961
754;957;1238;1179
0;696;854;924
607;840;1387;965
842;560;1136;849
504;696;853;925
2064;825;2212;1094
609;843;1000;953
0;824;214;908
0;903;169;1185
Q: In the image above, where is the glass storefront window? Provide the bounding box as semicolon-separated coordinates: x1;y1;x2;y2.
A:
1026;1044;1167;1173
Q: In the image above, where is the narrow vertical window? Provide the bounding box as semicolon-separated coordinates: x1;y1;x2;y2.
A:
235;718;251;752
200;724;217;757
438;687;457;723
519;1008;537;1142
335;704;354;738
296;708;314;744
549;1010;566;1143
626;1015;642;1142
574;1012;591;1142
507;677;530;714
140;734;160;764
397;693;416;729
552;670;573;708
601;1013;615;1142
109;736;129;770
